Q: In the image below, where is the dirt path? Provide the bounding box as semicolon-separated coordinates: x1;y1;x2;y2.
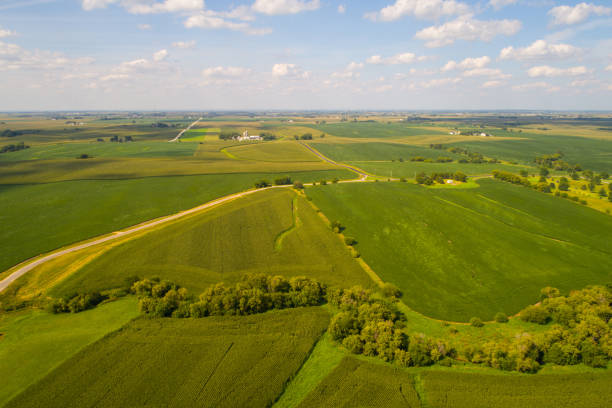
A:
299;142;369;180
169;117;202;142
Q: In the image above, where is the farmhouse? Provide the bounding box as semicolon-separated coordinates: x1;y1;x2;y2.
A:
236;130;262;141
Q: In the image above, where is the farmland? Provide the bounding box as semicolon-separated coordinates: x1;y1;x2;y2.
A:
47;188;373;298
5;307;329;408
0;297;139;406
306;179;612;321
310;122;448;139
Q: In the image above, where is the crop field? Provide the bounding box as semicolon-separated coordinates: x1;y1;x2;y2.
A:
5;307;329;408
0;297;139;406
225;142;321;162
0;170;354;274
181;128;220;142
310;142;463;162
297;357;421;408
307;179;612;321
0;141;198;161
450;133;612;172
309;122;448;139
420;370;612;408
48;189;373;297
353;161;534;178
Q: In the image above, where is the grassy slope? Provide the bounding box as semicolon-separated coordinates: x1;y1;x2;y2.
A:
0;141;198;161
49;189;373;297
5;307;329;408
307;180;612;321
0;170;354;274
0;297;139;407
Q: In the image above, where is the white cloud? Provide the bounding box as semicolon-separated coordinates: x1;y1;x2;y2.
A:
499;39;581;61
365;0;470;22
137;23;152;30
153;49;168;62
415;16;522;47
82;0;117;10
0;41;93;71
346;61;364;71
202;66;251;78
252;0;320;15
482;80;503;88
513;82;560;92
441;56;490;71
331;61;363;79
172;40;196;49
366;52;426;65
272;63;310;79
338;4;346;13
125;0;204;14
527;65;589;77
606;64;612;71
420;77;462;88
0;26;17;38
184;11;271;35
463;68;510;79
100;74;130;81
548;3;611;26
489;0;516;10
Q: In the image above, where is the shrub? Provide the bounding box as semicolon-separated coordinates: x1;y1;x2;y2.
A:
494;312;509;323
274;176;292;185
520;305;550;325
382;283;402;299
470;317;484;327
344;236;357;246
254;180;270;188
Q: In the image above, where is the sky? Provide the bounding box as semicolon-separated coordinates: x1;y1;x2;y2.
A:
0;0;611;111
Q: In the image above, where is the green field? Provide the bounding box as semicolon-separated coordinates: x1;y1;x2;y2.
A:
0;297;139;406
309;122;448;139
5;307;329;408
0;170;354;274
311;142;462;162
0;141;198;161
350;161;534;178
307;180;612;321
225;142;321;162
49;189;373;297
420;370;612;408
450;133;612;172
297;357;421;407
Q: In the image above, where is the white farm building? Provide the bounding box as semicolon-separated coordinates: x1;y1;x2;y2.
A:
236;130;262;141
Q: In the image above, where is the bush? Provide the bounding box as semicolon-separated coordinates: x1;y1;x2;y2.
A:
520;305;550;324
344;236;357;246
293;181;304;189
274;176;292;185
470;317;484;327
254;180;270;188
382;283;402;299
494;312;509;323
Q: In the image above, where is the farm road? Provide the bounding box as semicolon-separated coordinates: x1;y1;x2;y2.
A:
169;117;202;142
300;142;369;180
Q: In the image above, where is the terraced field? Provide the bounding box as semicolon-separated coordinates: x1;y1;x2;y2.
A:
48;188;373;297
307;179;612;321
5;307;329;408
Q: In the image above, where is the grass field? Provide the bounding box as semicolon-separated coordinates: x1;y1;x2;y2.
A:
225;141;321;162
307;179;612;321
0;170;354;274
48;189;373;298
420;370;612;408
297;357;422;407
351;161;534;178
310;122;448;139
0;141;198;161
0;297;139;406
450;133;612;172
310;142;462;162
5;307;329;408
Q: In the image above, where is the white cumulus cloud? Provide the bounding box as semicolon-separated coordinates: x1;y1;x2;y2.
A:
441;56;490;71
365;0;470;22
415;16;521;47
184;11;271;35
82;0;117;10
606;64;612;71
489;0;516;10
0;26;17;38
366;52;427;65
202;66;251;78
252;0;320;15
172;40;196;49
548;2;611;26
272;63;310;79
338;4;346;14
153;49;168;62
527;65;589;77
125;0;204;14
499;39;581;61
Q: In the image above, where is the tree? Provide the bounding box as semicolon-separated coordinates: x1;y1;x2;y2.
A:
494;312;509;323
274;176;292;185
254;180;270;188
293;181;304;189
558;177;570;191
599;187;607;197
539;167;549;177
520;169;529;177
600;172;609;180
470;317;484;327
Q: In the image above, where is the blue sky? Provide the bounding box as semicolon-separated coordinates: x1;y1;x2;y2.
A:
0;0;611;110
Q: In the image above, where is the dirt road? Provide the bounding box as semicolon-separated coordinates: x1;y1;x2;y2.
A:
169;117;202;142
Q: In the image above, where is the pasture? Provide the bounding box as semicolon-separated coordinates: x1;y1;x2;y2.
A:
0;297;138;406
0;170;353;274
307;179;612;321
5;307;329;408
47;189;373;298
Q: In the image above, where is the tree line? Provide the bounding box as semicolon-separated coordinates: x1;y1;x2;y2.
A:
416;171;467;185
0;142;29;154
